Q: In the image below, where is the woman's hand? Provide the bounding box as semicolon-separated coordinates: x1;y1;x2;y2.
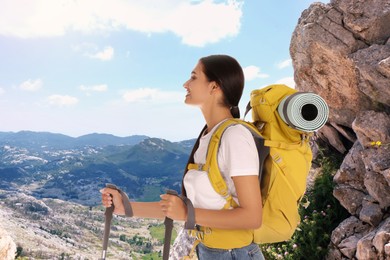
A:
159;194;187;221
100;187;125;215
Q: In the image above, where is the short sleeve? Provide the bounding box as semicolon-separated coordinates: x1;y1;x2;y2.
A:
217;124;259;179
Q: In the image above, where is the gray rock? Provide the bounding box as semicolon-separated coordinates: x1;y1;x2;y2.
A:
291;0;390;258
331;0;390;45
364;170;390;209
359;198;383;227
334;141;366;191
333;186;365;215
352;111;390;149
351;45;390;106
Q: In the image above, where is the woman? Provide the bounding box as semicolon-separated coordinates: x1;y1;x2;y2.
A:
101;54;264;259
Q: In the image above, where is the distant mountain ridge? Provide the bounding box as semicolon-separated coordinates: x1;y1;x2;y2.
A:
0;130;196;206
0;131;149;150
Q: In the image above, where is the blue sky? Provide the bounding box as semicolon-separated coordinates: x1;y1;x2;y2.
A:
0;0;328;141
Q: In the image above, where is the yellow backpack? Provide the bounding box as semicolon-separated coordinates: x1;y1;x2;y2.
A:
186;84;315;247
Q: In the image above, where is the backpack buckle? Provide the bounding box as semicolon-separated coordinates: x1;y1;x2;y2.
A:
195;230;204;240
254;121;265;131
192;226;212;241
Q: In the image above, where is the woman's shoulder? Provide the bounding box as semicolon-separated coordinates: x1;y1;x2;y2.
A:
222;123;254;143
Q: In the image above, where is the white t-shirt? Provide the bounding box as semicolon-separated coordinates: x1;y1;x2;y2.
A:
183;121;259;210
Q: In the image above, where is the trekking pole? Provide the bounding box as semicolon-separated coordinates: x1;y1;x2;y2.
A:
100;183;133;260
163;189;178;260
101;199;114;260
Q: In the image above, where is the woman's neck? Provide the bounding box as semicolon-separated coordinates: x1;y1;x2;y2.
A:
201;105;233;133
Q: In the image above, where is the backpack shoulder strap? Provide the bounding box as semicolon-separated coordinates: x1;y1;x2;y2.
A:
187;120;238;198
182;125;207;196
188;119;269;206
203;119;238;198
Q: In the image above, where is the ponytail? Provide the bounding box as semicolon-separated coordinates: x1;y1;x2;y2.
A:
230;106;240;118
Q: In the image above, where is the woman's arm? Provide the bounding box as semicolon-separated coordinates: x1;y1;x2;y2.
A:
160;175;262;229
101;174;262;228
101;187;165;219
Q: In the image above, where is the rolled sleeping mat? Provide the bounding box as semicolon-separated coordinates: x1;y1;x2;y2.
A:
277;92;329;132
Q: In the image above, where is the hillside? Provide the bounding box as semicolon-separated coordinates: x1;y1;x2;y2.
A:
0;131;195;206
0;189;182;259
0;131;193;259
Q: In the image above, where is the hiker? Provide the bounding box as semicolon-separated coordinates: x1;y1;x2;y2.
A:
101;54;265;259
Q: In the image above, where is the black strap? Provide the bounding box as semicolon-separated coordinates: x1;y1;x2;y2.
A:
243;103;271;182
162;189;196;260
244;101;252;119
105;183;133;217
101;183;133;260
180;195;196;229
252;136;270;183
181;125;207;196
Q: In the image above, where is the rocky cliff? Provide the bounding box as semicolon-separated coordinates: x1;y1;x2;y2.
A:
0;228;16;260
290;0;390;259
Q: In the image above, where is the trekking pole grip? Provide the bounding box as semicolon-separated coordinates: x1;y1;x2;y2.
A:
105;183;133;217
100;184;133;260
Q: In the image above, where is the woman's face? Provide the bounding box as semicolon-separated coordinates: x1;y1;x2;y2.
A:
183;61;213;106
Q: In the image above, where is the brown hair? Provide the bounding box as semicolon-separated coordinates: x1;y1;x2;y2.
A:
199;55;244;118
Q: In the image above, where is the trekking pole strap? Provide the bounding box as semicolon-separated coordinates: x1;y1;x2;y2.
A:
162;190;196;260
180;195;196;230
165;189;196;229
101;183;133;260
105;183;133;217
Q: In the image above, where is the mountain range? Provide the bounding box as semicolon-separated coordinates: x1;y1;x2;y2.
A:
0;131;196;206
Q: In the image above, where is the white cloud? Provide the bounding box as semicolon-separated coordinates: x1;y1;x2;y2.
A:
19;79;43;91
243;66;269;81
168;1;243;46
90;46;114;61
72;44;114;61
277;59;292;69
275;77;296;88
71;42;96;52
47;95;79;106
122;88;183;103
0;0;243;47
0;87;5;95
80;84;108;92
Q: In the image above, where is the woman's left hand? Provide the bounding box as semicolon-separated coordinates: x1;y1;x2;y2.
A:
159;194;187;221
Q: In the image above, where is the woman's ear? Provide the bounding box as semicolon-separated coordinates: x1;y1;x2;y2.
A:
210;81;219;90
209;84;220;96
208;82;221;97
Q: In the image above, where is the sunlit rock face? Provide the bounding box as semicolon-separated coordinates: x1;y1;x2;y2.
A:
290;0;390;259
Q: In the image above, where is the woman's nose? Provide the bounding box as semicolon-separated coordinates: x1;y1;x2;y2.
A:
183;80;189;88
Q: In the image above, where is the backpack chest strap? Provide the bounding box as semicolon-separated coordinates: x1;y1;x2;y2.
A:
187;162;238;209
187;162;229;199
188;163;206;171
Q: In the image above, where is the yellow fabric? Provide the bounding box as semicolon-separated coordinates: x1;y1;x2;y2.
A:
187;84;313;247
189;227;254;250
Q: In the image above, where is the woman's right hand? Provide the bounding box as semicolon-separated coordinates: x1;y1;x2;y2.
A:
100;187;125;215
